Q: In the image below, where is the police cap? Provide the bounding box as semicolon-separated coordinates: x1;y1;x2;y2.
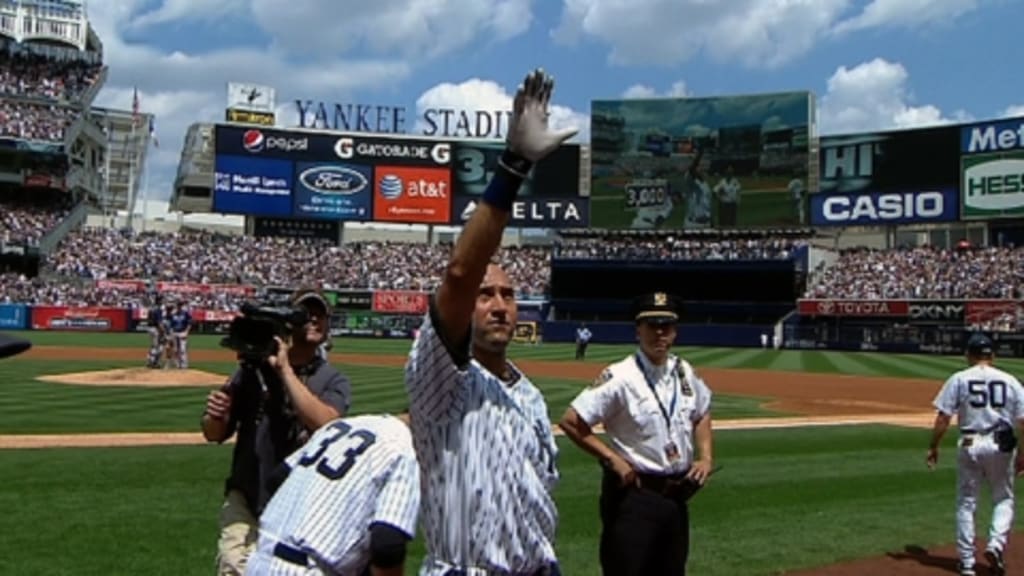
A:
966;333;994;356
632;291;679;325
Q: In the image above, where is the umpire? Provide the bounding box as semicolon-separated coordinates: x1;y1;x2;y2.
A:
201;287;353;576
560;292;716;576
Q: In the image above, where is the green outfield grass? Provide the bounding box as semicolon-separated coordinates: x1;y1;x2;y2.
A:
6;331;1024;575
1;425;1017;576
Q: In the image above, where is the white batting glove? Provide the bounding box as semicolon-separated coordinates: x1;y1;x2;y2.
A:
505;68;579;164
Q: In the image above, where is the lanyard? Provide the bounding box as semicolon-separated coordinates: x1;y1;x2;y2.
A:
634;353;678;430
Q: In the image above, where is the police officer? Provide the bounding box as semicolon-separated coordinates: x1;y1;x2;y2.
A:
560;291;715;576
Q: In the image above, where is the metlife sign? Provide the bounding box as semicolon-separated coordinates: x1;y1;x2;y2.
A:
961;117;1024;155
809;188;959;227
960;149;1024;220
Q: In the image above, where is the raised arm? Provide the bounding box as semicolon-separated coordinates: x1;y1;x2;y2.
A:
433;68;578;349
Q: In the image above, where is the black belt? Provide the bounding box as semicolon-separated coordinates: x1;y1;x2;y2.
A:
636;472;691;497
273;542;309;567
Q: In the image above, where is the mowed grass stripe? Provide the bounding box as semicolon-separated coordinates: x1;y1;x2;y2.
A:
2;426;1015;576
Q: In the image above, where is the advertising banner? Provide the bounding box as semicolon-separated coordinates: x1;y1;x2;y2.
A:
450;196;590;228
451;141;580;197
213;154;293;216
809;188;959;226
193;309;240;323
797;299;909;317
214;125;452;169
31;306;129;331
965;300;1021;326
372;290;429;314
372;165;452;224
156;282;255;296
589;91;813;230
0;303;26;329
292;162;373;220
225;109;275;126
252;217;340;241
960;150;1024;220
819;125;960;195
908;300;965;324
332;290;373;310
96;279;147;291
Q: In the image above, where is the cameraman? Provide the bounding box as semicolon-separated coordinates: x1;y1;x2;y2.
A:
201;288;352;576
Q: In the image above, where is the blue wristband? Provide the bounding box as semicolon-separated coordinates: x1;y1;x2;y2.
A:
482;156;528;212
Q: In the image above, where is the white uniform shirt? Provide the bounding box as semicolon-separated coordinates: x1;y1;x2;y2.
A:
577;327;592;343
571;351;712;475
933;364;1024;433
714;177;741;203
251;415;421;575
405;309;559;575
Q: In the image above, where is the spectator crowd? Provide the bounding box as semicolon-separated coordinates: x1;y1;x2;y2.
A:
555;236;805;261
0;46;104;143
1;198;72;246
805;246;1024;300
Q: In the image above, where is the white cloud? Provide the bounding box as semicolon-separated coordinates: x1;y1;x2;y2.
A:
817;58;971;134
552;0;849;68
1003;105;1024;118
84;0;412;205
414;77;590;143
250;0;534;59
553;0;987;68
621;81;690;99
832;0;980;35
129;0;248;29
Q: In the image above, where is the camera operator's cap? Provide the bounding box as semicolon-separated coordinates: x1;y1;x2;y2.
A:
0;332;31;359
291;288;330;314
632;291;679;325
967;333;994;356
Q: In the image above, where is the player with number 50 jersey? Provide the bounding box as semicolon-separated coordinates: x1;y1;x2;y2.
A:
928;333;1024;576
245;414;420;576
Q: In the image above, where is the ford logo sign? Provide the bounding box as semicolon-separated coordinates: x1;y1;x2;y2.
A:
299;166;368;195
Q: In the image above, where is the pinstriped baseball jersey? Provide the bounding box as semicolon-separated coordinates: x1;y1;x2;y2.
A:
934;364;1024;431
405;308;559;575
248;415;420;575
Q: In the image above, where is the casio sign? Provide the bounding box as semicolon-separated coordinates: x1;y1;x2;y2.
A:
821;191;945;223
299;166;368;195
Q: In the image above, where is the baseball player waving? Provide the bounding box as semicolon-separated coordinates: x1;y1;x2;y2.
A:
244;413;420;576
927;333;1024;576
404;67;576;576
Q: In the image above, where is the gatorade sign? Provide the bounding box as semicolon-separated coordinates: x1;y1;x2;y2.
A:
961;151;1024;219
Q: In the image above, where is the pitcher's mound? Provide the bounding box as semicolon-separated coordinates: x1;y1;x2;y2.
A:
37;367;228;388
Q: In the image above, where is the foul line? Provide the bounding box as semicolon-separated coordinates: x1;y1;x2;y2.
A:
0;413;935;449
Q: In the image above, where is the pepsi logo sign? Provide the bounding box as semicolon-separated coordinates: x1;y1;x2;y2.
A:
243;129;309;153
242;130;264;152
299;166;368;195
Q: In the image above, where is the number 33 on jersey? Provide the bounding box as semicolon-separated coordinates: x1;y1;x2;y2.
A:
934;364;1024;431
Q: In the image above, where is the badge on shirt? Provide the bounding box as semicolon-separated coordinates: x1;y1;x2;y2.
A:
675;363;694;396
665;441;681;462
591;368;613;389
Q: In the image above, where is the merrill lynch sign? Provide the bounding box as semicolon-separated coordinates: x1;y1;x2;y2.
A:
294;100;513;139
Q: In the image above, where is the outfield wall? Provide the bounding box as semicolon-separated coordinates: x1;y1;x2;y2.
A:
788;298;1024;357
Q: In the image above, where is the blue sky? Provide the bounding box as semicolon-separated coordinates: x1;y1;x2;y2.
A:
84;0;1023;214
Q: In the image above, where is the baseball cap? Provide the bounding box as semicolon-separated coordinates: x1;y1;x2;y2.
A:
966;333;994;356
632;291;679;325
0;332;31;359
291;287;330;314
